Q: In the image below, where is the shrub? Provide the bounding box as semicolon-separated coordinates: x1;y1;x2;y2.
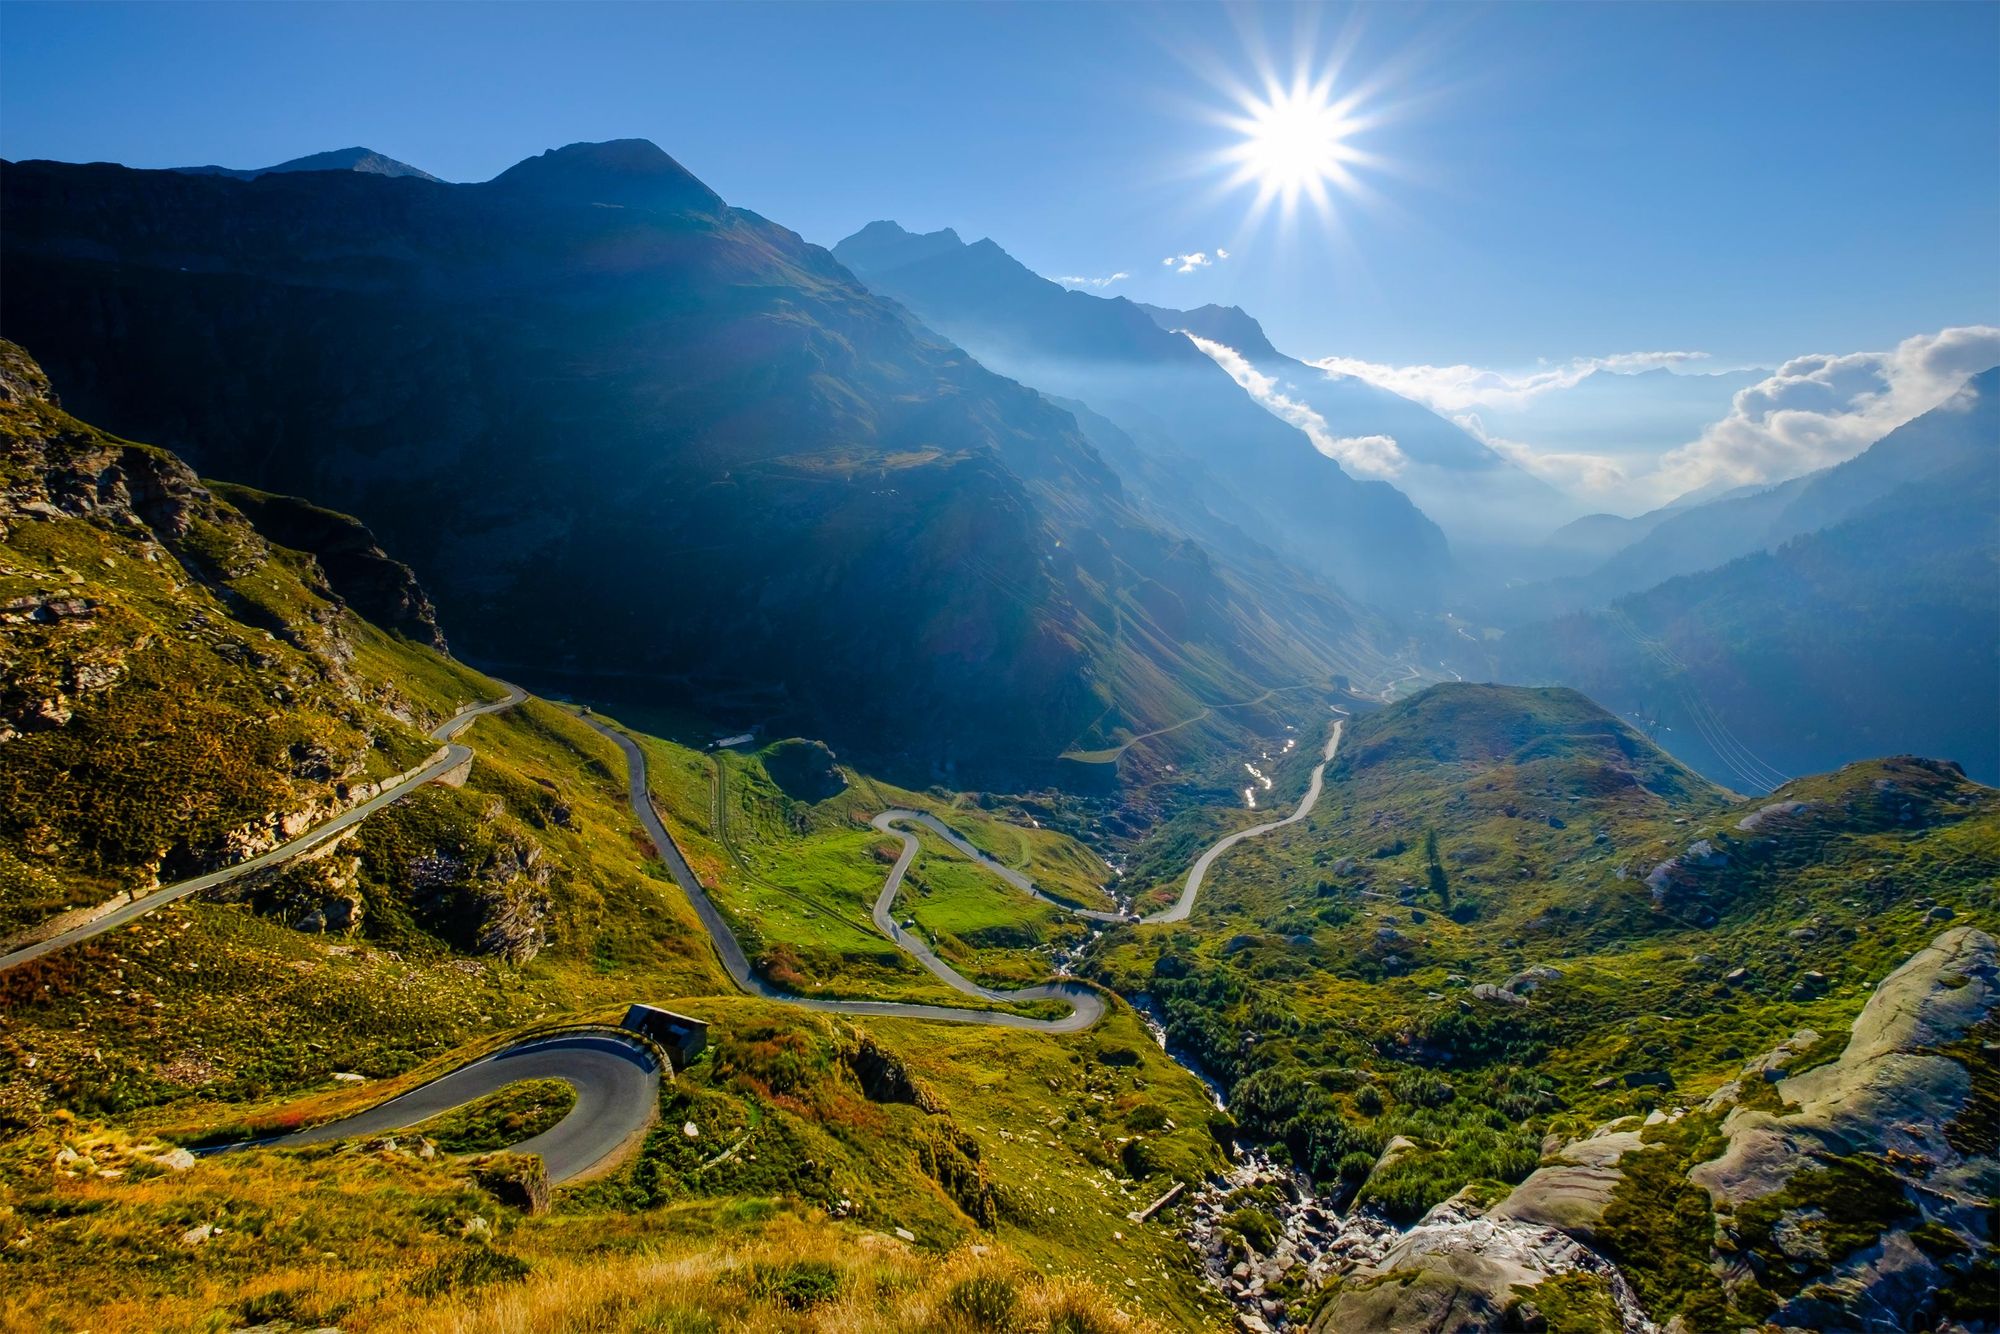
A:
749;1258;843;1309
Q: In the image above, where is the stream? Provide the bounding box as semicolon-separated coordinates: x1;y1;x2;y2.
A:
1128;994;1363;1331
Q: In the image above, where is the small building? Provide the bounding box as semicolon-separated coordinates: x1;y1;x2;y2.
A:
621;1005;708;1072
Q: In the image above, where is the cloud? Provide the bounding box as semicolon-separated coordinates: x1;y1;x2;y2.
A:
1163;247;1232;275
1650;325;2000;498
1310;350;1714;414
1055;271;1130;289
1454;413;1632;498
1186;333;1407;478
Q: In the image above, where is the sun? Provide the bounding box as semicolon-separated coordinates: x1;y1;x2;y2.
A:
1222;74;1361;216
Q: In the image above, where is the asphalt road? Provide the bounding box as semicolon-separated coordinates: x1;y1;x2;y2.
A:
0;682;527;973
1150;712;1346;924
226;1031;661;1184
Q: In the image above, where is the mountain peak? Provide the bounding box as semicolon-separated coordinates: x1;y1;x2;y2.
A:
832;220;968;276
488;139;723;212
1133;301;1282;361
173;146;440;183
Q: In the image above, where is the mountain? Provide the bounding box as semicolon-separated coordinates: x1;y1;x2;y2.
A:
832;221;1453;611
1507;366;2000;621
1498;445;2000;789
1531;478;1773;579
0;141;1388;786
1134;301;1578;551
173;145;441;181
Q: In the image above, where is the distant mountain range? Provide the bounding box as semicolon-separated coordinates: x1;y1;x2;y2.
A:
1508;366;2000;617
172;145;441;181
0;140;1398;785
1497;367;2000;787
833;221;1452;610
1132;300;1575;549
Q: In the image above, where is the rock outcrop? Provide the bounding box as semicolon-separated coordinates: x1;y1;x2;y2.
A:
1688;926;1997;1330
209;483;446;650
1305;928;1997;1333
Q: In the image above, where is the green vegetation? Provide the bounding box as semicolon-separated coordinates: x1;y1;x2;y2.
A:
417;1079;578;1154
631;736;1118;1006
1594;1113;1738;1326
1093;684;1999;1244
1511;1273;1623;1333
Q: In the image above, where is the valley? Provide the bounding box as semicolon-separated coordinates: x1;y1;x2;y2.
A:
0;36;1992;1327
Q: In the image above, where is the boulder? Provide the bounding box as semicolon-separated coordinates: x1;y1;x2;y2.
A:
1487;1130;1651;1241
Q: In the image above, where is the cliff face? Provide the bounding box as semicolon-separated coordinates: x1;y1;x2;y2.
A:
206;484;445;651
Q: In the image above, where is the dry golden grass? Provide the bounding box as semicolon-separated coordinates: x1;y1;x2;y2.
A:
414;1217;1160;1334
0;1122;1163;1334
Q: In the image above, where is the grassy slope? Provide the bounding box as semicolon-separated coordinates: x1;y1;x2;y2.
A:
635;734;1121;1005
1;696;1234;1329
1092;683;2000;1220
3;648;1227;1330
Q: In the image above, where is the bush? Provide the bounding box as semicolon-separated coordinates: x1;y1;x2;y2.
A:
749;1259;843;1310
1223;1206;1281;1255
1120;1136;1161;1178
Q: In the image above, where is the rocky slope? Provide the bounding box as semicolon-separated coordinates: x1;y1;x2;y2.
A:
1311;926;1998;1332
0;341;487;936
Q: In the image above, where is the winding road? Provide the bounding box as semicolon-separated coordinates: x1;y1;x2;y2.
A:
214;1032;661;1184
579;719;1108;1034
1149;712;1345;924
14;680;1345;1182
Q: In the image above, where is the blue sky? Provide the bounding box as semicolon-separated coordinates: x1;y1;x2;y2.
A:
3;1;1994;374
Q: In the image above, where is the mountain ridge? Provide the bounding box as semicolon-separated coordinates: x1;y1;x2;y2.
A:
172;145;440;182
832;219;1454;611
0;141;1395;787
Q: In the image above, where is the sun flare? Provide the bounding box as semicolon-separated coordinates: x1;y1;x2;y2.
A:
1217;73;1368;223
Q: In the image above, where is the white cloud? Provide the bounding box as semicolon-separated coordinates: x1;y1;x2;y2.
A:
1055;271;1130;289
1455;413;1632;498
1650;325;2000;499
1186;333;1407;478
1310;350;1714;414
1164;248;1232;275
